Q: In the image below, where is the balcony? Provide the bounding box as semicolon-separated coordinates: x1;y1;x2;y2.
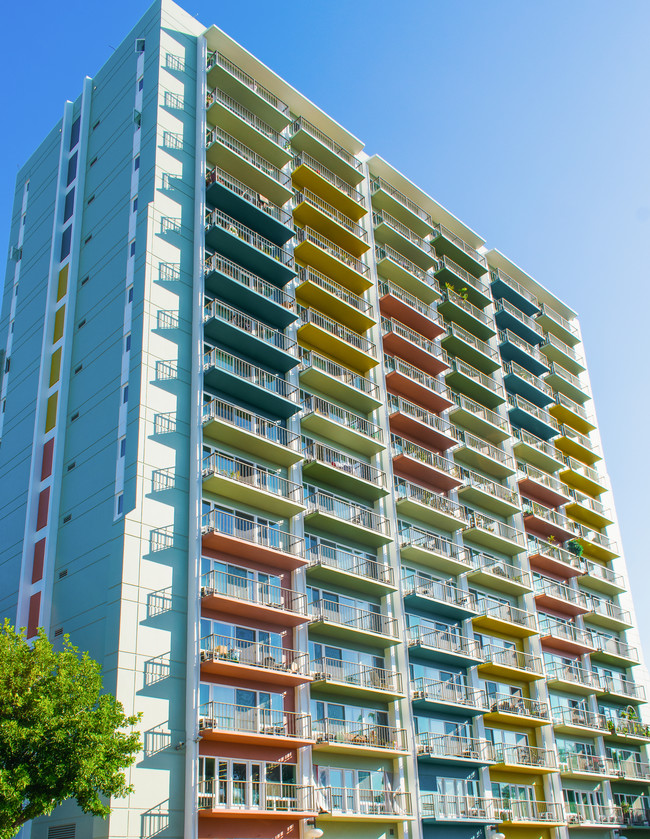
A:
374;244;440;303
293;227;370;295
503;360;554;408
438;288;496;341
455;431;515;479
553;706;608;736
289;117;363;184
205;166;293;246
417;734;495;765
202;398;302;467
479;646;544;681
587;598;633;632
399;523;473;575
605;718;650;744
296;266;374;333
379;280;443;339
490;267;540;316
198;701;312;748
203;298;298;372
467;554;532;595
430;222;487;277
206;126;293;206
533;577;590;616
494;799;565;827
458;468;521;517
436;254;492;308
441;321;501;374
463;512;527;556
407;626;483;667
297;306;377;374
546;361;589;405
301;394;384;456
302;440;386;502
421;795;493;824
304;430;383;486
369;176;433;237
541;328;586;375
512;427;564;473
554;424;600;466
384;354;454;412
293;189;369;257
200;633;310;686
403;574;477;619
545;660;601;694
579;558;625;595
313;719;407;756
388;394;460;452
394;478;469;533
291;152;366;219
449;394;510;444
310;658;403;700
307;541;395;594
498;328;550;377
373;210;436;269
204;252;296;329
537;302;580;347
472;601;538;638
202;509;306;572
484;695;550;727
521;499;579;543
446;358;505;409
495;297;544;346
197;779;315;818
411;678;488;715
201;570;308;627
560;753;613;779
202;452;305;518
381;318;449;375
310;599;399;647
560;456;608;497
316;788;412;821
391;434;463;492
299;350;381;413
596;673;645;704
305;491;392;547
494;745;558;774
517;460;571;507
566;489;613;529
549;389;596;435
539;617;595;655
573;523;618;561
592;635;640;667
565;806;623;828
527;535;585;578
205;208;295;285
508;393;560;441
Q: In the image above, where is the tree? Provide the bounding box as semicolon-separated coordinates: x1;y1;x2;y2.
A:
0;621;141;839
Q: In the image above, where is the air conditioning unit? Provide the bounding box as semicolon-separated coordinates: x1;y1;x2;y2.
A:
568;814;582;824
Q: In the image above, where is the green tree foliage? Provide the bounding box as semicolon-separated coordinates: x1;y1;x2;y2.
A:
0;621;141;838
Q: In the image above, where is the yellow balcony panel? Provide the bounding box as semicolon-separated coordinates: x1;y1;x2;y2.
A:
369;176;433;238
301;394;384;456
289;116;364;185
559;457;607;497
554;425;601;466
314;720;408;758
206;88;292;168
375;244;440;304
291;153;366;220
202;398;302;467
479;647;544;682
463;513;527;556
294;189;369;257
206;50;291;131
299;351;381;413
206;126;293;206
550;393;596;437
296;267;375;333
484;694;551;727
302;439;387;502
472;603;538;638
294;227;371;295
492;745;558;775
202;453;305;518
298;309;377;375
373;209;436;270
565;494;613;530
305;491;392;548
310;658;404;701
575;528;619;562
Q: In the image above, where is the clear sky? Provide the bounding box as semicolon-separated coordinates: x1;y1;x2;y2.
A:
2;1;649;643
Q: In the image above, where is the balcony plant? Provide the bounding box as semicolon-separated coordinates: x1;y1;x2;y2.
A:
566;538;584;557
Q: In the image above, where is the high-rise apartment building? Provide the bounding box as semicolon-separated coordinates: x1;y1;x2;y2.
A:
1;2;648;838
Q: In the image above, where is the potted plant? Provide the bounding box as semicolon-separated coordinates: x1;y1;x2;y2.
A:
621;801;631;823
566;538;584;557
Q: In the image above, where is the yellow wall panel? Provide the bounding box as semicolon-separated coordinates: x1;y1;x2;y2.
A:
49;348;62;387
45;393;58;432
53;306;65;343
56;265;68;301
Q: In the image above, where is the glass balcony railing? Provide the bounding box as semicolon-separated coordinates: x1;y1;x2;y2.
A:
202;398;301;453
204;252;295;313
206;166;293;226
201;509;305;558
204;347;299;403
411;678;488;710
299;306;376;356
198;700;311;739
302;394;383;442
206;126;292;189
307;541;394;588
314;718;406;751
204;298;297;355
291;152;366;206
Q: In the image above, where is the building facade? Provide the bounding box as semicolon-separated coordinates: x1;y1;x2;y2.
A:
1;2;648;838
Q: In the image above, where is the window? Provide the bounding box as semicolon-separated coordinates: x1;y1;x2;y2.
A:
127;286;133;302
87;194;95;205
89;156;98;167
66;152;78;186
122;386;128;404
74;364;83;374
120;438;126;457
138;77;144;91
132;197;138;213
125;334;131;351
92;119;100;131
69;117;81;150
134;155;140;171
60;226;72;260
77;318;86;330
117;494;124;515
4;358;10;373
133;110;142;129
71;411;80;422
135;38;145;52
129;241;136;257
81;276;89;286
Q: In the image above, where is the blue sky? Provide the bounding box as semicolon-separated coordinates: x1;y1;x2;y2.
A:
2;1;649;645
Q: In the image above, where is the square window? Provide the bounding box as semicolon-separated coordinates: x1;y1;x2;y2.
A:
135;38;145;53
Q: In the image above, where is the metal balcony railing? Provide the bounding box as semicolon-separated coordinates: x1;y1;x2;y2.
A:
451;393;510;434
205;208;294;268
475;600;537;632
300;350;379;401
379;279;439;321
200;633;309;675
490;267;539;309
508;394;560;430
381;317;448;363
298;266;372;316
290;117;363;171
504;360;553;397
493;798;564;823
318;787;412;817
442;288;492;326
206;126;291;188
496;297;543;336
388;394;461;442
303;439;385;486
497;745;558;769
421;793;493;820
561;752;609;775
432;223;487;270
311;599;396;638
552;706;607;731
307;541;394;587
310;658;402;693
465;512;526;547
391;434;461;479
459;468;520;507
534;576;589;609
201;509;305;558
198;701;311;739
538;617;593;648
204;252;295;312
201;570;307;615
314;718;406;750
385;354;452;398
292;152;366;205
375;244;439;286
447;321;500;361
482;646;544;676
295;189;368;240
517;461;568;495
373;209;432;252
206;50;291;116
539;302;579;338
370;176;432;224
459;430;514;469
399;522;471;565
204;298;297;355
198;779;314;812
470;552;531;588
411;678;488;709
202;452;303;504
202;398;301;453
295;226;369;277
306;491;391;536
403;574;476;612
299;306;376;356
395;478;469;524
206;166;293;226
408;626;481;659
418;733;494;762
302;394;383;442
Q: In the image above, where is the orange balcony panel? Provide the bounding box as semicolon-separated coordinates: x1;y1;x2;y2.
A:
528;549;584;580
382;330;448;376
199;726;312;750
389;412;458;453
393;455;462;493
202;530;307;572
523;513;576;544
518;476;570;508
385;370;454;413
540;634;594;657
199;808;314;821
379;292;444;340
534;592;589;618
200;655;312;687
200;591;309;628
